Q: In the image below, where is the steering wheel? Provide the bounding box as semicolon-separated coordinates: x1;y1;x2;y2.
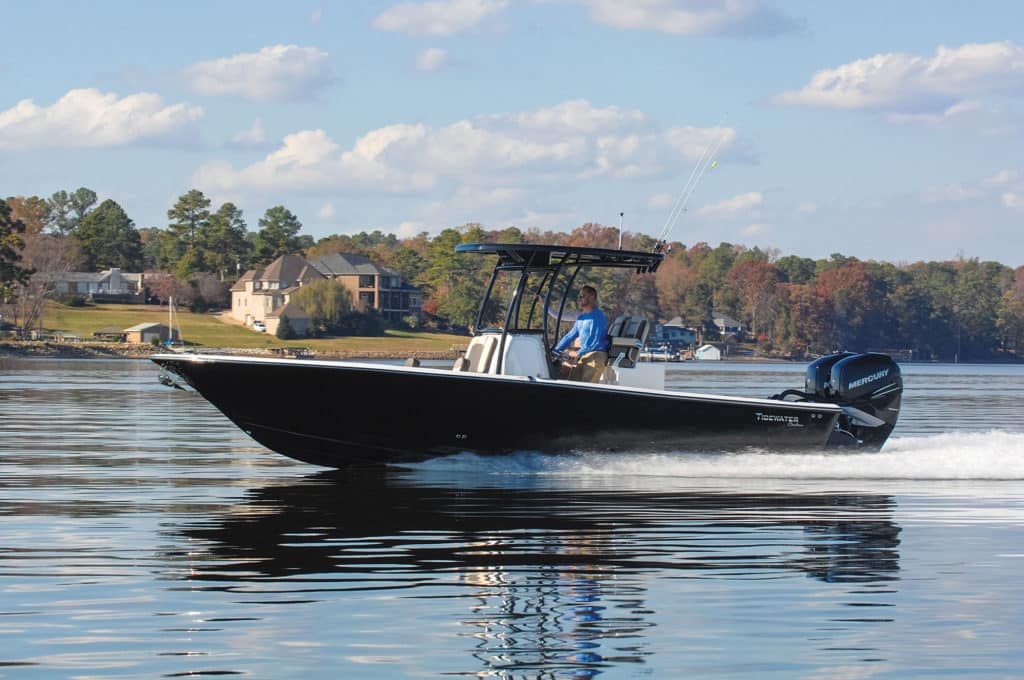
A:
549;349;574;365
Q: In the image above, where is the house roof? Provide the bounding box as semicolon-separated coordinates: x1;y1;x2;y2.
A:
262;254;318;285
124;322;166;332
230;268;261;292
231;256;324;291
312;252;397;278
59;269;143;283
712;313;741;327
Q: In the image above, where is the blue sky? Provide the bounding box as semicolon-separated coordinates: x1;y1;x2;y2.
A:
2;1;1022;265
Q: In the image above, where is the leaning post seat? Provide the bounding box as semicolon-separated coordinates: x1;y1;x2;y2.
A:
606;315;650;368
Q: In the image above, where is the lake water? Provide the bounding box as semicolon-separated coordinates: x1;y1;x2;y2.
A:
1;358;1023;678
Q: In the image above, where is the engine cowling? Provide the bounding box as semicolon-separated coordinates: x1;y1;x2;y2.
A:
802;352;903;450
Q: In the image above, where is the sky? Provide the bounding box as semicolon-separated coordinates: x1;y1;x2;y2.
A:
1;0;1022;265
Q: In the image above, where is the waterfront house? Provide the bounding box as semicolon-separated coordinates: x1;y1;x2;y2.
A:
712;312;743;339
651;316;698;348
230;255;319;336
55;268;144;301
231;252;423;334
310;253;423;324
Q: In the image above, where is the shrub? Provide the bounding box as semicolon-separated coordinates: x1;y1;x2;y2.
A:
58;294;88;307
276;316;295;340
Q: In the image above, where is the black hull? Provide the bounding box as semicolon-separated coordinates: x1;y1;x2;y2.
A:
153;354;849;467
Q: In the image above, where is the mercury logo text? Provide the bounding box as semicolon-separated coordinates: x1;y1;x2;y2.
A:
847;369;889;391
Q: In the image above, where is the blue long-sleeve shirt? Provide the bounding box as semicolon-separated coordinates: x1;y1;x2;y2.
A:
555;308;608;354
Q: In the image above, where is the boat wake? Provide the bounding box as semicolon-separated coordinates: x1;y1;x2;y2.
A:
403;430;1024;482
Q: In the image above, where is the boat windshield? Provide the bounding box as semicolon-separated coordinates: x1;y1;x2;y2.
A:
459;242;664;359
476;269;548;332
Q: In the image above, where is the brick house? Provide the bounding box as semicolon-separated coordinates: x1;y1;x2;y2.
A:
310;253;423;324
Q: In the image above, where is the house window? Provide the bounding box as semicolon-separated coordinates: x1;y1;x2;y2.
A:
359;275;375;289
359;292;375;309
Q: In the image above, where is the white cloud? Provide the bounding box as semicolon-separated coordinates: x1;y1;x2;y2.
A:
983;169;1019;188
921;182;982;204
572;0;800;36
919;171;1024;212
310;8;322;24
1003;192;1023;209
0;88;202;149
775;41;1024;114
192;100;739;213
490;99;649;137
186;45;333;101
229;118;268;148
317;202;336;219
795;202;817;215
742;222;769;236
697;191;763;218
416;48;450;72
396;220;427;238
373;0;508;36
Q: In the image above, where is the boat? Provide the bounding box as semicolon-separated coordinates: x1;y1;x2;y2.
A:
152;243;903;467
638;344;678;362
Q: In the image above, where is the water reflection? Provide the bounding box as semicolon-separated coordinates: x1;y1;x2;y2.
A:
173;470;901;677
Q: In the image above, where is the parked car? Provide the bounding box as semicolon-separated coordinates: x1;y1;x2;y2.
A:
253;321;266;332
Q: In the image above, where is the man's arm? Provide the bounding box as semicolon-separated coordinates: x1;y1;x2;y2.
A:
554;324;579;352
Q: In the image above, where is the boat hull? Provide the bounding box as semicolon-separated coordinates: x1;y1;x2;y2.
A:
153;354;846;467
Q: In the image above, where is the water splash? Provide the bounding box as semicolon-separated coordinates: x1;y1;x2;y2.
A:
405;431;1024;481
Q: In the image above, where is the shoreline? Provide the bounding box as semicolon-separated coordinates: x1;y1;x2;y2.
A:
0;341;462;361
2;340;1020;364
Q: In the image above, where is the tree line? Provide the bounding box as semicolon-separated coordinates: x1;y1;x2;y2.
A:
2;188;1022;360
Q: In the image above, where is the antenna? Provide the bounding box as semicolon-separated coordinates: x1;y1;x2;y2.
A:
618;212;624;250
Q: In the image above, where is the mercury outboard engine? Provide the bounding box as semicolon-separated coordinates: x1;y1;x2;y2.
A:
806;352;903;450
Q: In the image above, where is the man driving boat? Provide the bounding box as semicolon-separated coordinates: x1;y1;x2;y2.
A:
553;285;608;382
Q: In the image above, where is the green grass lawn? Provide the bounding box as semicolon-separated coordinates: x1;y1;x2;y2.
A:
42;302;469;354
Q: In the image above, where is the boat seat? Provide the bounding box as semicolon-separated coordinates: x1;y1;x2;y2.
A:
463;334;499;373
606;315;649;369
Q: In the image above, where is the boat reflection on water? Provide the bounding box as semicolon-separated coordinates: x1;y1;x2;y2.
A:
173;469;901;676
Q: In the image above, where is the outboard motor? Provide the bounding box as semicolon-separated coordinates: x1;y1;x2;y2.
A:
779;351;903;450
828;353;902;449
805;351;857;397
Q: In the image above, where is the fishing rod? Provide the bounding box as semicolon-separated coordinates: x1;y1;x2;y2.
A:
654;123;730;250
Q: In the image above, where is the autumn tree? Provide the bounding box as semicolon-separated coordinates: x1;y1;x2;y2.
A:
5;196;50;235
9;232;81;337
728;256;779;344
815;260;877;351
774;283;834;357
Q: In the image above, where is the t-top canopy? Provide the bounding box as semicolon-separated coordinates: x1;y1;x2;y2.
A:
455;242;663;273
